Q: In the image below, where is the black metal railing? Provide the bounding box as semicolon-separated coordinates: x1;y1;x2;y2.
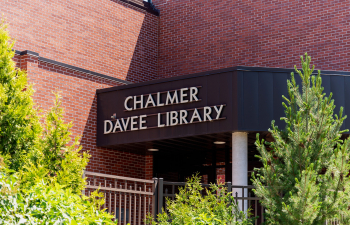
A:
83;174;343;225
83;171;157;225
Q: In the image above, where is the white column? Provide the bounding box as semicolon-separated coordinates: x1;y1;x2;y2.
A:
232;132;248;212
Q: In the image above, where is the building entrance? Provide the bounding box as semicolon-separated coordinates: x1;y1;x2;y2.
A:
152;132;265;184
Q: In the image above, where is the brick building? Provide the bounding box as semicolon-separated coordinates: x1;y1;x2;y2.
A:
2;0;350;188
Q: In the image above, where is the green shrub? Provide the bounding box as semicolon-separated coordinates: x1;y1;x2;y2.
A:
0;168;116;224
147;175;254;225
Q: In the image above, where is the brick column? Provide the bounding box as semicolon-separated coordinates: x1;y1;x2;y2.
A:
145;154;153;180
19;50;39;72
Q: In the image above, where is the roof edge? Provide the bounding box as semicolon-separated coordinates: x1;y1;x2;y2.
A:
97;66;350;94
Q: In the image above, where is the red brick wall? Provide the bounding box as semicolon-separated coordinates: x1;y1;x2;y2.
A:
3;0;159;180
17;52;152;179
145;155;154;180
153;0;350;78
13;54;20;66
2;0;158;83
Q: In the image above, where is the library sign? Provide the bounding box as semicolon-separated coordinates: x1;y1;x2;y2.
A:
103;86;226;134
96;72;233;147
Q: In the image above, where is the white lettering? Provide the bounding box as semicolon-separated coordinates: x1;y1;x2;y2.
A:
139;115;147;129
144;94;156;108
170;111;178;126
124;96;133;111
166;112;170;126
113;119;123;132
104;120;113;134
105;86;226;135
180;88;189;103
157;92;164;106
203;107;212;121
158;113;165;127
130;116;139;131
166;91;179;105
121;117;130;131
190;108;202;123
214;105;224;119
190;87;199;101
179;110;188;124
134;95;143;109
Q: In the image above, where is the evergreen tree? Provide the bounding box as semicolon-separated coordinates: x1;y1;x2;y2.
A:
252;53;350;224
0;20;116;224
0;19;89;193
0;21;41;170
21;94;90;194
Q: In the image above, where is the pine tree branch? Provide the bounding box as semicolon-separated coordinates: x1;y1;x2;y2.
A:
305;103;331;170
326;152;345;214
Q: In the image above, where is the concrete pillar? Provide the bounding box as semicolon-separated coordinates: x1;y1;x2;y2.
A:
232;132;248;212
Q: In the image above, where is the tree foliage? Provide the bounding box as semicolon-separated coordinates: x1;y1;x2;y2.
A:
0;20;41;170
252;53;350;224
21;94;89;194
0;20;117;224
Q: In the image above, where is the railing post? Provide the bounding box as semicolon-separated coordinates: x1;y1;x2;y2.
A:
158;178;164;214
235;191;238;223
152;178;158;219
227;182;232;205
242;186;245;213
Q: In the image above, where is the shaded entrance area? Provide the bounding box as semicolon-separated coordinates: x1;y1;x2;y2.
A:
152;132;271;184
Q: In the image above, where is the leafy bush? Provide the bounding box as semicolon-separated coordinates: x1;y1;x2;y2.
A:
147;175;254;225
0;168;116;224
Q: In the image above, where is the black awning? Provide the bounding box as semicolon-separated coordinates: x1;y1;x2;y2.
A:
97;66;350;148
